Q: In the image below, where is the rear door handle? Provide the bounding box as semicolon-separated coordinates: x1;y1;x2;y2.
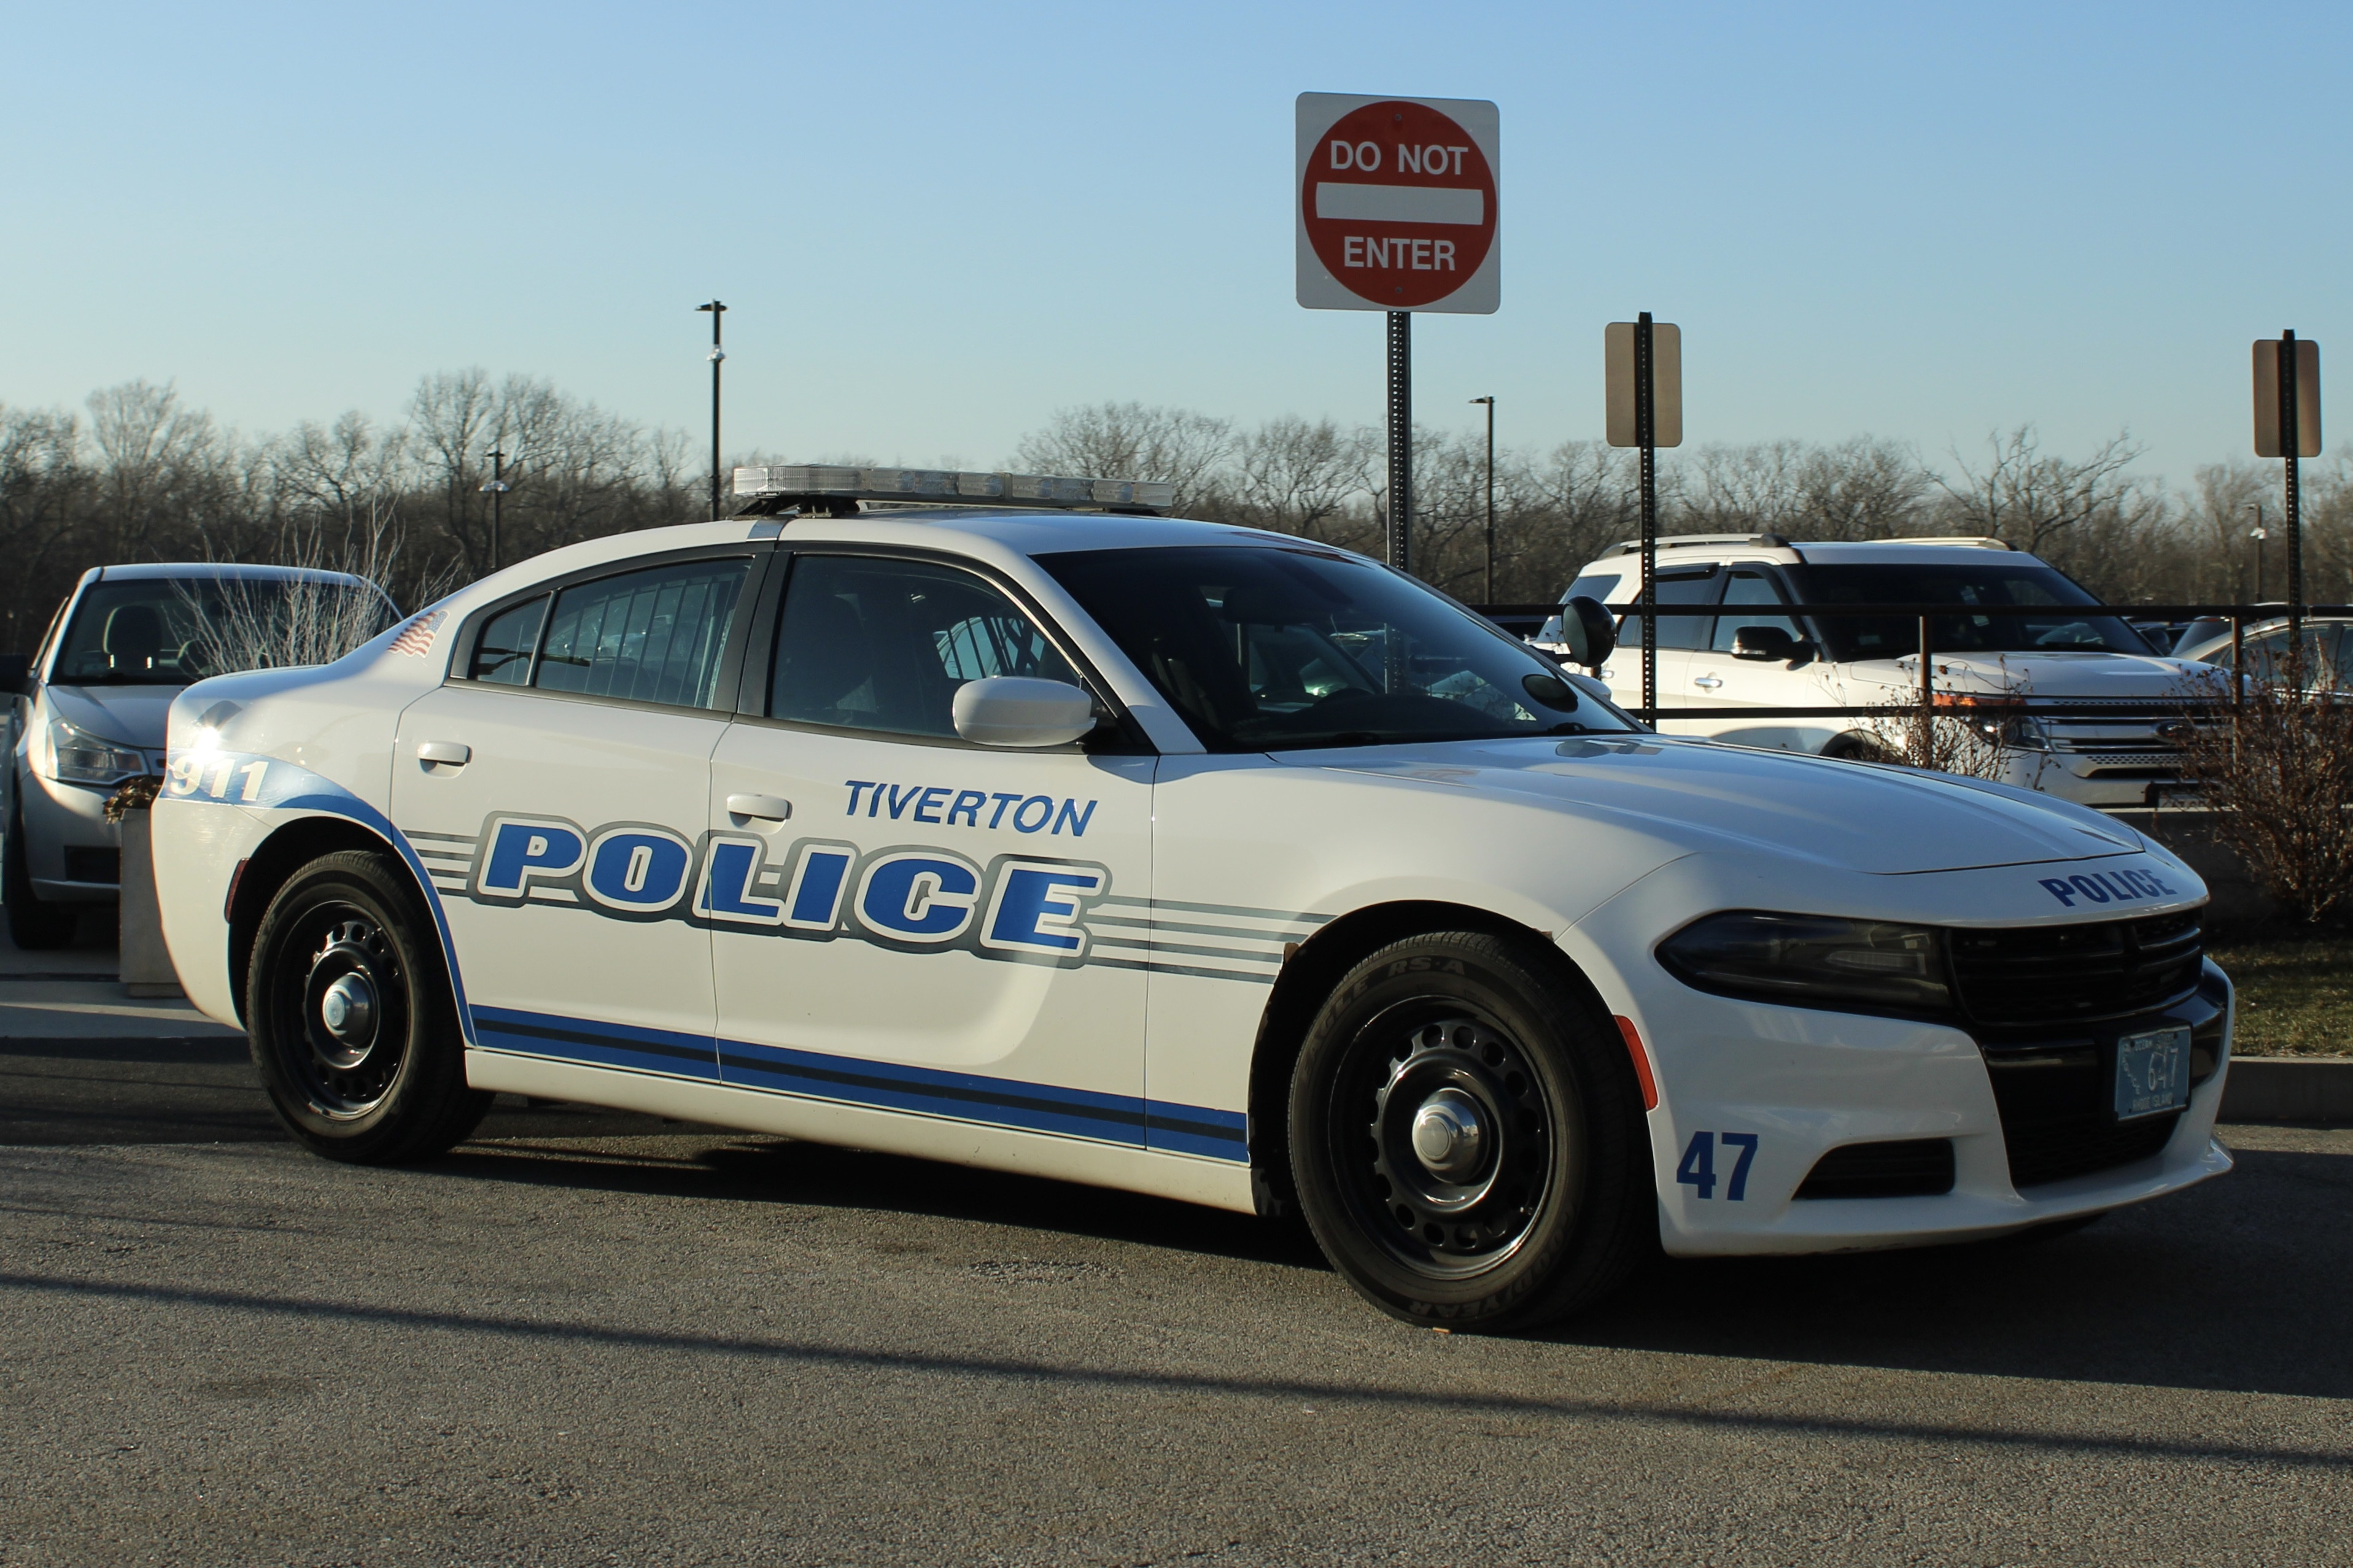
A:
416;741;471;767
725;793;793;822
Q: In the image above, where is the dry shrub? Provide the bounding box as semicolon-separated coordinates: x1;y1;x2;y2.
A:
2175;682;2353;924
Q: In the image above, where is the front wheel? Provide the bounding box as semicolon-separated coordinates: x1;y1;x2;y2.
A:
246;849;489;1162
1289;932;1654;1329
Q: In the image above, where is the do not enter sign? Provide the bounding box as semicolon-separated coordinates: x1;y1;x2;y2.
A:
1296;93;1499;314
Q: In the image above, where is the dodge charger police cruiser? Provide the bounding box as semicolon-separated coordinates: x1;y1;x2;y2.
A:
150;466;2234;1328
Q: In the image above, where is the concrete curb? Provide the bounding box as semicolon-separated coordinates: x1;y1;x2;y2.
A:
2220;1057;2353;1125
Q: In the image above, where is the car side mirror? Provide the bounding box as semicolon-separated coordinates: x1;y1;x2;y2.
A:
952;676;1099;748
1731;625;1806;663
0;654;28;696
1560;596;1618;670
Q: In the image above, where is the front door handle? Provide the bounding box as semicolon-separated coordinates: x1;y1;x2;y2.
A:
725;793;793;822
416;741;471;767
1692;675;1723;690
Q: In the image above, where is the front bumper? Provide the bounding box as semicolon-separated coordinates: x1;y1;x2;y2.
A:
15;764;126;903
1565;883;2233;1258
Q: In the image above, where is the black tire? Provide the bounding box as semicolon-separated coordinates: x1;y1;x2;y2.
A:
245;848;490;1163
4;801;81;951
1289;932;1654;1330
1822;732;1905;765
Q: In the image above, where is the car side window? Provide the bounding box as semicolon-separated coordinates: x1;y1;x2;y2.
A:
1618;568;1723;652
532;559;749;708
769;555;1080;740
470;596;547;686
1710;571;1802;651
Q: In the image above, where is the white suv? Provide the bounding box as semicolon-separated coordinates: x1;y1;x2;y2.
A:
1537;535;2221;809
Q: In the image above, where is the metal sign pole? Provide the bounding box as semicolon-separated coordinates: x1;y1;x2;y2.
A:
1387;311;1413;575
2281;328;2303;669
698;299;728;519
1637;311;1657;722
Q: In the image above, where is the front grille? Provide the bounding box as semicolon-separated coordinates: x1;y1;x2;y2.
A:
63;847;120;884
1795;1138;1955;1200
1950;911;2203;1028
2002;1113;2179;1188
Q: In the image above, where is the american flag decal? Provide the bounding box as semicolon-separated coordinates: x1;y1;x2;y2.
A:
389;610;446;657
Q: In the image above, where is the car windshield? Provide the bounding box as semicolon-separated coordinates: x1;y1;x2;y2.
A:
1786;563;2152;659
1040;544;1640;751
48;576;393;686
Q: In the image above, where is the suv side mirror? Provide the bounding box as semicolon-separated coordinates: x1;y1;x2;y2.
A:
0;654;28;696
1731;625;1807;663
952;676;1099;748
1560;596;1618;670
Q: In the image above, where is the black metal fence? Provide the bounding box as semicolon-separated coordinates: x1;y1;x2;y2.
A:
1468;600;2353;761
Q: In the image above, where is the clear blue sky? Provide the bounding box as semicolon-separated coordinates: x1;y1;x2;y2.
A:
4;1;2344;483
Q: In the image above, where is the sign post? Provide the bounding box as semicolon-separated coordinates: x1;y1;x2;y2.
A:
1605;317;1683;722
1297;93;1500;575
2254;332;2322;663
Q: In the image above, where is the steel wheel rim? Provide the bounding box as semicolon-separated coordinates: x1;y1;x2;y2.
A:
277;901;408;1118
1330;1005;1558;1280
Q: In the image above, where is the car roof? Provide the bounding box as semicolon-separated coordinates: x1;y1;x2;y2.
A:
89;562;376;586
1568;537;2050;590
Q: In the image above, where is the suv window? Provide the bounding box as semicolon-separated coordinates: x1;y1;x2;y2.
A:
1709;570;1802;651
1618;568;1722;652
531;558;748;708
769;555;1081;740
1788;562;2147;658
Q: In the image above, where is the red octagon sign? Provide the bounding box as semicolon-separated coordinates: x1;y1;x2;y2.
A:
1297;96;1498;314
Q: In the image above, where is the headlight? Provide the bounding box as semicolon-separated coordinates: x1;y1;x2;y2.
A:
45;717;146;785
2002;716;2052;752
1657;911;1952;1014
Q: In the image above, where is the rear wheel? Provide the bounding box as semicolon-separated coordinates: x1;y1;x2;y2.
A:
1822;731;1904;765
4;800;81;951
245;849;489;1162
1289;932;1653;1330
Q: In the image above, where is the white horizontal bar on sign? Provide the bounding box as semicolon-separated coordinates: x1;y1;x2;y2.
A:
1314;182;1484;226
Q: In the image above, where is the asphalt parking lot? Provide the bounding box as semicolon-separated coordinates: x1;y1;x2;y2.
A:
4;924;2351;1566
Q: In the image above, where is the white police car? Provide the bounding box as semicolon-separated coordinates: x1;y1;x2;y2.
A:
150;466;2234;1328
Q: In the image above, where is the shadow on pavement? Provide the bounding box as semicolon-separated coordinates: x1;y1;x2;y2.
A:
1556;1139;2353;1403
441;1127;2353;1404
0;1033;691;1145
436;1133;1328;1272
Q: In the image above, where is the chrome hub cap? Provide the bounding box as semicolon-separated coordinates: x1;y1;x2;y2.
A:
1410;1088;1488;1182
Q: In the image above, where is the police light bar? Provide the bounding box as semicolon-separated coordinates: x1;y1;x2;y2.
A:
732;465;1176;515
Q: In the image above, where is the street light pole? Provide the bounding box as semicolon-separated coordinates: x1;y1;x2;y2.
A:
478;446;510;573
697;300;727;519
1470;396;1495;602
2247;503;2267;603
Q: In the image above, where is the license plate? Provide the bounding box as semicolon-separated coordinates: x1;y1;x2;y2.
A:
2115;1027;2192;1121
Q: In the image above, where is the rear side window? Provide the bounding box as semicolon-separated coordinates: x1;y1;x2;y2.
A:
469;597;546;685
532;559;749;708
1560;572;1622;603
1617;568;1723;652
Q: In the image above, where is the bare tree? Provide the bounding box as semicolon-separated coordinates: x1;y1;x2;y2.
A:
1219;415;1378;543
1934;425;2155;555
1012;402;1236;513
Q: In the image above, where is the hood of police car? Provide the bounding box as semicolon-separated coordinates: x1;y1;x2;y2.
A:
1292;733;2146;874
